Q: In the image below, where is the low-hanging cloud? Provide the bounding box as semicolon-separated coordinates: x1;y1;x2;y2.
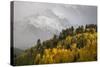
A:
14;1;97;50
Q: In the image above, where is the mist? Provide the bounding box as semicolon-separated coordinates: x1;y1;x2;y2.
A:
13;1;97;50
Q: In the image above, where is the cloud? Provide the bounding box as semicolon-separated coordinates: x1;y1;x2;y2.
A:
14;1;97;49
28;15;64;32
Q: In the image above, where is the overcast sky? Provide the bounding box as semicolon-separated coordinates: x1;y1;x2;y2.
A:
13;1;97;50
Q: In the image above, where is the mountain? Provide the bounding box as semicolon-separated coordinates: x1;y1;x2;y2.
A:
14;24;97;66
13;2;97;50
14;48;24;58
14;10;71;50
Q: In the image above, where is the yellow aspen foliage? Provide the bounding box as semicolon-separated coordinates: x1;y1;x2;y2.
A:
57;41;62;48
66;35;72;44
34;53;41;64
52;48;57;55
71;43;77;49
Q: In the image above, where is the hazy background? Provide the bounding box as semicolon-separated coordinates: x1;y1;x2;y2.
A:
13;1;97;50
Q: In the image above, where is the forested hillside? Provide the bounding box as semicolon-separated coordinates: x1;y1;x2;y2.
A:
14;24;97;66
